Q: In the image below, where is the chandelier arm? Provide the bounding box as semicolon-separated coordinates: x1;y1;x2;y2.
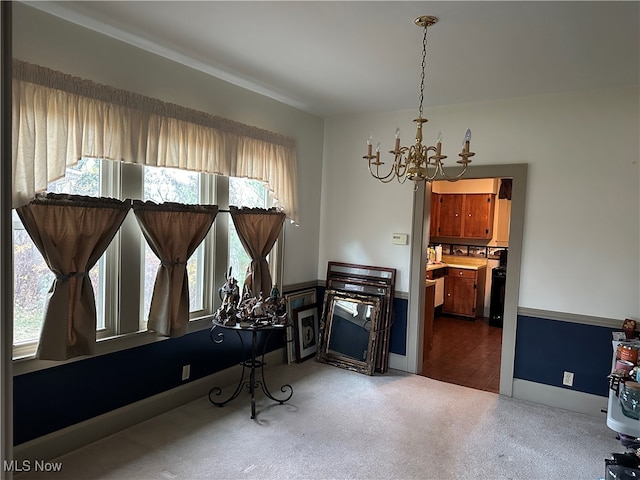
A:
394;155;409;179
367;159;400;183
437;164;469;181
424;165;440;182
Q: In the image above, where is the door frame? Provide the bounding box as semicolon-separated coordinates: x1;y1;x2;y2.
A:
407;164;527;396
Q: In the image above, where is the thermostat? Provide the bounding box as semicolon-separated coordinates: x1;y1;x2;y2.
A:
391;233;409;245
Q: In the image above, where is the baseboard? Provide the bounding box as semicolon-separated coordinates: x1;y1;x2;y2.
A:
512;378;609;418
14;348;286;463
388;352;408;372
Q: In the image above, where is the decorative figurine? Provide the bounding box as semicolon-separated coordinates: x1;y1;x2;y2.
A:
213;274;288;327
269;284;280;301
219;267;240;307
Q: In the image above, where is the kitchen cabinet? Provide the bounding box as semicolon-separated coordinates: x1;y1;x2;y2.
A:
432;193;495;239
442;267;486;318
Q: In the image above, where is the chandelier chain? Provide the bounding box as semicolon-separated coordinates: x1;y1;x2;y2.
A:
418;24;428;118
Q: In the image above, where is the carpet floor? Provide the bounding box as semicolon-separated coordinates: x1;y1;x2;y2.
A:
16;360;620;480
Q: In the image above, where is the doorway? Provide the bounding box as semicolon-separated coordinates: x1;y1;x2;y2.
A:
419;177;510;393
406;164;527;397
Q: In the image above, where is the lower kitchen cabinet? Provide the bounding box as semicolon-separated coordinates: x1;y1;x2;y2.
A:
442;267;486;318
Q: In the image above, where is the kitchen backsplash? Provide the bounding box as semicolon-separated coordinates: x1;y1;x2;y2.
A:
436;243;507;261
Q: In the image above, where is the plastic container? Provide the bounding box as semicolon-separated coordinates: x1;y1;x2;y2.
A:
620;381;640;420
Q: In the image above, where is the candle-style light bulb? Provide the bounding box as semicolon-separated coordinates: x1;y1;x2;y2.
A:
367;135;373;156
436;131;443;156
394;128;401;151
376;142;381;153
462;129;472;153
375;142;381;162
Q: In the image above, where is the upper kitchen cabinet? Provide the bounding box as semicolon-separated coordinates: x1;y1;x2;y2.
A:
432;193;495;239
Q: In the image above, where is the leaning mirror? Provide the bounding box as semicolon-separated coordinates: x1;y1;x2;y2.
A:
316;289;382;375
325;262;396;373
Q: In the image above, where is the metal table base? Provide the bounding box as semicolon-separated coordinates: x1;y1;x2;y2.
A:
208;321;293;419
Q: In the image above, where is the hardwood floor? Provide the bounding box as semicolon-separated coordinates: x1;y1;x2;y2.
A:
420;314;502;393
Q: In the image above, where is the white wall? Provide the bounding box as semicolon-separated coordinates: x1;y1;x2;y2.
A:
322;87;639;319
12;3;325;288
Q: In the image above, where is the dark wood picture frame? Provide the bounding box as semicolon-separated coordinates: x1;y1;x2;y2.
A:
325;262;396;374
285;289;317;364
292;304;319;362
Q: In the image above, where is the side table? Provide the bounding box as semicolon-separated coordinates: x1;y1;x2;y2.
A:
208;319;293;419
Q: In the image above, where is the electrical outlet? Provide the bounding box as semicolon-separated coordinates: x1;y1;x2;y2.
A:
562;371;574;386
181;364;190;381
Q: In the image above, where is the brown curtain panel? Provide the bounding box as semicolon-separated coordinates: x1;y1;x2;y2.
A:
16;193;130;360
133;201;218;337
230;207;285;298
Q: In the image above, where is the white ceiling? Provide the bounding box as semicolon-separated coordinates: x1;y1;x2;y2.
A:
26;1;640;118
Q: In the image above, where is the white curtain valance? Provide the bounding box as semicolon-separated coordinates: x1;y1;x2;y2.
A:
12;59;299;223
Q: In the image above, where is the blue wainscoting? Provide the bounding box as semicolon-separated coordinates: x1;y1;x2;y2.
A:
514;315;616;397
389;297;408;355
14;327;284;445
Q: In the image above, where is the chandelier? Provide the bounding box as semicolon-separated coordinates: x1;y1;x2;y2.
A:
363;16;475;186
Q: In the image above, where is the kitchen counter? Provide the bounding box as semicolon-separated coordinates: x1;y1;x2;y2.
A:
426;263;447;271
426;262;487;271
425;255;489;318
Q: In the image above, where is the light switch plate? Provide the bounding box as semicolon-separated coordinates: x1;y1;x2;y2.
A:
392;233;408;245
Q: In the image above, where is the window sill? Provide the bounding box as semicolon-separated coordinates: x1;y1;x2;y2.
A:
12;315;214;376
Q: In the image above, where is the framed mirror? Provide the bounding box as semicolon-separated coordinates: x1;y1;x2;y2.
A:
316;289;382;375
325;262;396;373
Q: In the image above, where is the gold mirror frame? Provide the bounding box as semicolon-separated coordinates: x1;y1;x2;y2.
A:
316;289;382;375
325;262;396;373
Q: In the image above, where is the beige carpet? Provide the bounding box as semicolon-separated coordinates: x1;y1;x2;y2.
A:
16;360;619;479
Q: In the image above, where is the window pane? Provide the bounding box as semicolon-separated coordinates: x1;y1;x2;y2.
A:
13;158;104;345
142;166;203;322
228;178;269;284
13;214;51;344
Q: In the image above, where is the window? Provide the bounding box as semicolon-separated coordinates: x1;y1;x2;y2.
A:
13;158;106;346
13;160;276;361
142;166;205;320
228;177;270;282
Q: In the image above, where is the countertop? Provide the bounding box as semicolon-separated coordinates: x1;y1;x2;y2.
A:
427;262;487;271
427;254;489;272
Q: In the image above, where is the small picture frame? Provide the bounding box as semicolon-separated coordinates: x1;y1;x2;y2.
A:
488;247;506;260
439;244;453;256
285;289;317;364
292;304;319;363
